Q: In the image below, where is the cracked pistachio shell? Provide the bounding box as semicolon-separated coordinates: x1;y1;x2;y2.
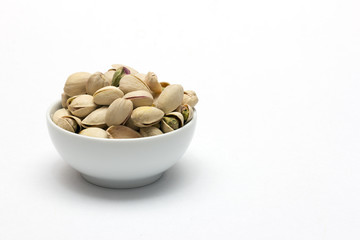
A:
182;90;198;107
106;125;141;139
111;64;138;74
124;117;140;131
104;70;115;82
81;107;108;128
160;82;170;89
52;108;70;125
79;127;108;138
93;86;124;105
105;98;133;126
124;90;153;108
140;127;163;137
61;93;69;108
155;84;184;114
161;112;184;133
56;115;82;133
119;74;151;94
64;72;92;97
134;73;146;81
111;66;130;87
67;94;97;118
86;72;110;95
145;72;162;94
176;104;194;123
130;106;164;128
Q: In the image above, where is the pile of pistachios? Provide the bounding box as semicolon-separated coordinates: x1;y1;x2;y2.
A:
52;64;198;139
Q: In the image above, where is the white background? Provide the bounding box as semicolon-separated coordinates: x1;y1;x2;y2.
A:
1;0;360;239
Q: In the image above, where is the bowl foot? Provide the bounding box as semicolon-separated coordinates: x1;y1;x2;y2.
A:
81;173;164;189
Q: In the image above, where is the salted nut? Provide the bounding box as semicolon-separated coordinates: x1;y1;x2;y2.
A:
124;90;153;108
119;74;151;94
79;127;108;138
130;106;164;128
105;98;133;126
155;84;184;114
106;125;141;139
67;94;97;118
63;72;91;97
53;64;198;138
81;107;108;128
86;72;110;95
56;115;82;133
93;86;124;105
161;112;184;133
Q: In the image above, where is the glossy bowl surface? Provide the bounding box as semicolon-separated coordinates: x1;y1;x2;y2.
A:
47;101;197;188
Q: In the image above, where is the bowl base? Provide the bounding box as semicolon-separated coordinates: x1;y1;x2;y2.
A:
81;173;164;189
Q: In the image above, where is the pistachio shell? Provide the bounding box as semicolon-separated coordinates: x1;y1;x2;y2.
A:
79;127;108;138
67;94;97;118
104;70;115;82
56;115;82;133
155;84;184;113
161;112;184;133
81;107;108;128
52;108;70;125
64;72;91;97
124;117;140;131
111;66;129;87
160;82;170;89
140;127;163;137
111;64;138;74
61;93;69;108
93;86;124;105
134;73;146;81
182;90;198;107
86;72;110;95
119;74;151;94
176;104;194;123
145;72;162;94
130;106;164;127
124;90;153;108
106;125;141;139
105;98;133;126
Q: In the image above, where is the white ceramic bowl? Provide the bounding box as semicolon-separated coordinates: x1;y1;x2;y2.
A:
47;101;197;188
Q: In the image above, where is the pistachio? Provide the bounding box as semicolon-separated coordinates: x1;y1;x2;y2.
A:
130;106;164;127
111;64;137;74
52;108;70;125
86;72;110;95
79;127;108;138
56;115;82;133
182;90;198;107
134;73;146;81
155;84;184;114
145;72;162;94
61;93;69;108
124;90;153;108
124;117;140;131
176;104;194;123
161;112;184;133
105;98;133;126
67;94;97;118
81;107;108;128
160;82;170;90
93;86;124;105
119;74;151;94
111;66;130;87
104;70;115;82
106;125;141;139
140;127;163;137
64;72;91;97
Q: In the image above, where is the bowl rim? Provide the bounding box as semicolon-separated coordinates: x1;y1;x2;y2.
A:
47;100;197;142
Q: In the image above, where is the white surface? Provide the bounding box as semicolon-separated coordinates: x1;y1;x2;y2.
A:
1;0;360;239
47;101;197;188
